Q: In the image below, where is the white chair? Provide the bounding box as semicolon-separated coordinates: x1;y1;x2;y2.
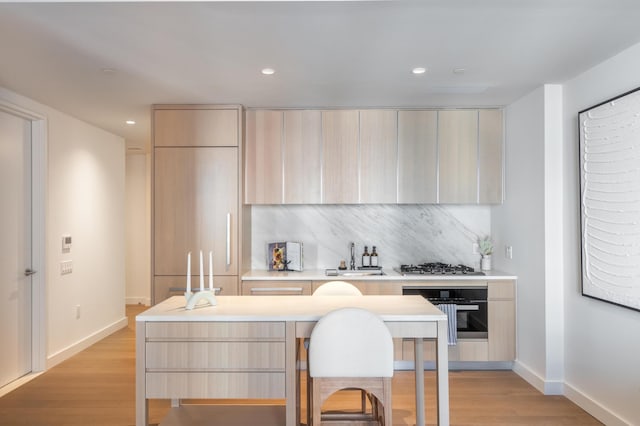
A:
308;307;393;426
312;280;363;296
306;281;366;424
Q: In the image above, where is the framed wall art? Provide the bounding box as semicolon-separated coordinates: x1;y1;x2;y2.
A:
579;86;640;312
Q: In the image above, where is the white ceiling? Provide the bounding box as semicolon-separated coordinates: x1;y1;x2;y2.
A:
1;0;640;152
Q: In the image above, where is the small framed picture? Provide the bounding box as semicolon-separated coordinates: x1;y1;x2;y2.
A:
268;242;286;271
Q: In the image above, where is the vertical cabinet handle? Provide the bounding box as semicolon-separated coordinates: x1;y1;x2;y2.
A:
226;213;231;267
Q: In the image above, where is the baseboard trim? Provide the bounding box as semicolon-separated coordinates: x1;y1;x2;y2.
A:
0;371;45;398
46;316;128;369
512;360;564;395
125;297;151;306
564;381;632;426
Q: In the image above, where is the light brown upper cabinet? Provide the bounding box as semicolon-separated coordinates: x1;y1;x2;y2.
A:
153;108;239;147
478;109;504;204
397;110;438;203
438;110;479;203
322;110;359;204
244;110;322;204
359;110;398;203
243;108;504;205
283;110;322;204
245;110;283;204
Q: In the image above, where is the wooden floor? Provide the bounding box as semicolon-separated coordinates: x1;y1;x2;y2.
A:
0;305;601;426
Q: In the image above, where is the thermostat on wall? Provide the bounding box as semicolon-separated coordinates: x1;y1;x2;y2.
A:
62;235;72;252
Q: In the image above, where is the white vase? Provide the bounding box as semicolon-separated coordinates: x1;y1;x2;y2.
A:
481;255;492;271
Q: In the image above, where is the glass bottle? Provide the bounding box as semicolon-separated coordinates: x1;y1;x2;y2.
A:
370;246;379;267
362;246;370;267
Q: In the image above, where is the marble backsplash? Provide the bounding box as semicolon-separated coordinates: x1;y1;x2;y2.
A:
251;204;491;271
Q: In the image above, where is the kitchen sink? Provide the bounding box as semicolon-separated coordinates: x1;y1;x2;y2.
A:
325;269;385;277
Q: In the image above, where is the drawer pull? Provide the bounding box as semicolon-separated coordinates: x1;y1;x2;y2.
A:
251;287;303;293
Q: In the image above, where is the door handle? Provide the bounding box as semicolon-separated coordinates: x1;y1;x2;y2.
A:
24;269;37;276
226;213;231;267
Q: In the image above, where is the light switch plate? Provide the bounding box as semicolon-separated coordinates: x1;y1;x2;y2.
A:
505;245;513;260
61;260;73;274
62;235;72;253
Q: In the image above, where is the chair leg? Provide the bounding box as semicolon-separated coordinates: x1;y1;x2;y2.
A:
311;379;323;426
382;378;392;426
306;367;312;426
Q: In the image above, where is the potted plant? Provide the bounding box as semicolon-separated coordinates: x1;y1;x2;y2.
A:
478;236;493;271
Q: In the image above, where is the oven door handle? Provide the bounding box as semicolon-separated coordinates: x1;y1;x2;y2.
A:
453;304;480;311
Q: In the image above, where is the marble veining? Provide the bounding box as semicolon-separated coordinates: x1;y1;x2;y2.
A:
251;204;490;270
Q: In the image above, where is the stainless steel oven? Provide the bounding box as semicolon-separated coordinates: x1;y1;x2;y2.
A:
403;287;488;339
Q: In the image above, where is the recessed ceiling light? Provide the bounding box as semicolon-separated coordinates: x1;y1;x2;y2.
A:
125;120;136;125
101;67;116;74
453;68;466;74
412;67;427;75
261;68;275;75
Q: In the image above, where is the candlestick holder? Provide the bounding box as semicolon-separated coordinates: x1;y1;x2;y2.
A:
184;290;217;310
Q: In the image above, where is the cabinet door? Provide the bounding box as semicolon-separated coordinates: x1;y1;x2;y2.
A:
283;110;322;204
359;110;398;203
397;110;438;203
153;108;239;147
154;147;238;276
438;110;478;203
322;110;359;204
478;109;504;204
245;110;283;204
488;281;515;361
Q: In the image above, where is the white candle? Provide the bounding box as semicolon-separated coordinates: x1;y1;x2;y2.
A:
186;252;191;294
199;250;204;291
209;251;213;291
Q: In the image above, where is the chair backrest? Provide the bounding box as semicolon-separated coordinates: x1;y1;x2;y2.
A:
308;307;393;378
313;280;363;296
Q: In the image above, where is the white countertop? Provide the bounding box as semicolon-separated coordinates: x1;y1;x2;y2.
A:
136;295;446;322
242;268;517;281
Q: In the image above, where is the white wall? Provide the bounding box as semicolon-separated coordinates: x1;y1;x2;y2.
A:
125;153;151;305
492;87;549;386
562;42;640;426
0;87;126;367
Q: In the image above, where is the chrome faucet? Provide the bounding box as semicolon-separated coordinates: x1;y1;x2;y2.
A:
350;242;356;270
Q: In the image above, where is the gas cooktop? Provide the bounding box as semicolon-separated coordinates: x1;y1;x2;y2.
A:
395;262;484;276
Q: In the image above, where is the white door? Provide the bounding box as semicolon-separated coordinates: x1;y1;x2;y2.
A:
0;109;32;387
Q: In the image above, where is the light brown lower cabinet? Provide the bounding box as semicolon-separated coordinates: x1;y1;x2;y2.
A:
488;281;516;361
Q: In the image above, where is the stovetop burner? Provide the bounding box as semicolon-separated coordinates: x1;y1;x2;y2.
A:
396;262;484;276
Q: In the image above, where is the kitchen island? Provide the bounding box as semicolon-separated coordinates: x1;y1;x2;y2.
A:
136;295;448;426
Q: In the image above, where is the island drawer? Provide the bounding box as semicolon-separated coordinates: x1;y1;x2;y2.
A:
146;341;285;370
146;321;285;341
146;371;285;399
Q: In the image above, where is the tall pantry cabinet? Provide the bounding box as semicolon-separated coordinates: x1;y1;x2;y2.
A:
152;105;247;303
